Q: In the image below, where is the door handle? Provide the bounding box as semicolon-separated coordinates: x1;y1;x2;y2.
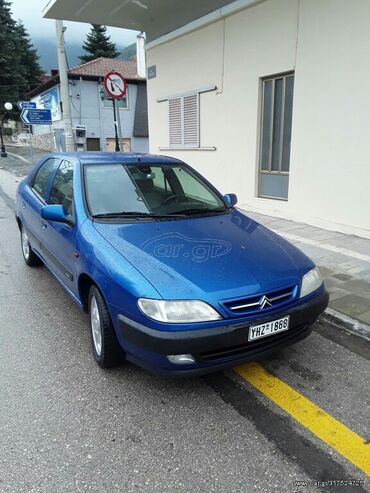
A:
22;202;26;209
41;221;48;230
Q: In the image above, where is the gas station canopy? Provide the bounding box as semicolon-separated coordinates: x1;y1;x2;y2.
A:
43;0;236;42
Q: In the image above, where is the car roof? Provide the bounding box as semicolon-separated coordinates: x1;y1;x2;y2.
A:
42;152;184;166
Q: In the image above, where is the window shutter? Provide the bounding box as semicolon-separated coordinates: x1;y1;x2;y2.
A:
169;98;182;146
183;94;199;146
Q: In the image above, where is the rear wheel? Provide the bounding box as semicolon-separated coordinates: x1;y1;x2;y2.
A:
20;225;42;267
88;285;123;368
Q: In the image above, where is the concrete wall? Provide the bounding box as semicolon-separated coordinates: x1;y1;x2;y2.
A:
32;80;149;153
146;0;370;238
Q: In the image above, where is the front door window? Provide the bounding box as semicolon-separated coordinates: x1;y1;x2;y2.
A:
48;160;74;218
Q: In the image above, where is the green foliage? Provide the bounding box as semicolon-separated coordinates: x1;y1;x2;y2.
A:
79;25;120;63
0;0;43;116
14;21;43;90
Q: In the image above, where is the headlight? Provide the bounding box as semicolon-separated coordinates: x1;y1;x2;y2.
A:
300;267;322;298
137;299;222;323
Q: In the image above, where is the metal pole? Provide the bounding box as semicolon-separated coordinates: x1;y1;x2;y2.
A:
55;20;75;152
112;99;120;152
28;125;34;162
116;101;124;152
0;116;7;157
97;84;104;151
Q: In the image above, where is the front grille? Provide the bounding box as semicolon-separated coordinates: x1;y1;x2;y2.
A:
198;324;309;362
222;285;297;317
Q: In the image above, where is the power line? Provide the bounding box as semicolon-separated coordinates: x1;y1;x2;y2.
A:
0;83;41;88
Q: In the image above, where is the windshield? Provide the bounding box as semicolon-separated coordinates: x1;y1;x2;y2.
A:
84;163;226;218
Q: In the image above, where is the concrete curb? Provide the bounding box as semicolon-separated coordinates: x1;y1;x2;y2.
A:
322;307;370;342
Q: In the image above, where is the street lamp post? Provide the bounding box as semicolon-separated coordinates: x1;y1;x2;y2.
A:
1;102;13;158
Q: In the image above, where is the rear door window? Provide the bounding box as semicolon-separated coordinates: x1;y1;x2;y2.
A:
32;158;59;200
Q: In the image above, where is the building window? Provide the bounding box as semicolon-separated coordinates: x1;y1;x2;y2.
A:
258;73;294;200
103;94;128;109
169;93;199;148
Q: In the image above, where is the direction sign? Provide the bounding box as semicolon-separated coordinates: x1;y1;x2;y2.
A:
20;109;52;125
17;101;36;110
103;71;127;99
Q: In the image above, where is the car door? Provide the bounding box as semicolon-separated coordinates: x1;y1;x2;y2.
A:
41;159;79;294
21;157;60;255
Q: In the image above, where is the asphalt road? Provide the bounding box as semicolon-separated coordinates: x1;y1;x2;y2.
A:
0;145;46;176
0;169;369;493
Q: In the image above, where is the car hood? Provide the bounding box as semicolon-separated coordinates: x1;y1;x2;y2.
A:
93;210;313;302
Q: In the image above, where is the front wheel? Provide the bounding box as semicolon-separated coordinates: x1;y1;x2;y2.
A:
88;285;124;368
20;225;42;267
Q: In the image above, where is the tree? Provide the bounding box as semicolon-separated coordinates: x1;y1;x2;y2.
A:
79;25;120;63
0;1;43;114
0;0;25;109
14;21;44;93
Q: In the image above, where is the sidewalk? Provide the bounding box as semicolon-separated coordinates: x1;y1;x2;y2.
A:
0;144;46;175
244;210;370;330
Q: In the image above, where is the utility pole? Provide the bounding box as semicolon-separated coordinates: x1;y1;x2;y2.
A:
55;20;75;152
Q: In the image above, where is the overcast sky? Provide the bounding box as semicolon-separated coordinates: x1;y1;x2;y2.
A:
10;0;138;45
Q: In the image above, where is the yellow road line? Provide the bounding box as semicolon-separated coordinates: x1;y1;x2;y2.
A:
235;362;370;476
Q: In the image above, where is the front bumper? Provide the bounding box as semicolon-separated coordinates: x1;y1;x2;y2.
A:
118;289;329;376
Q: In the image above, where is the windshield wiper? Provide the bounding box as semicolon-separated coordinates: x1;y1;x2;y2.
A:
92;211;186;219
175;207;227;215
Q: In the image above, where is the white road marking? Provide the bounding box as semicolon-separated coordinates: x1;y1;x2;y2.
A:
5;151;32;164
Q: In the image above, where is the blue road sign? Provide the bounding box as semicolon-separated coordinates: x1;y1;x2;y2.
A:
17;101;36;110
20;109;52;125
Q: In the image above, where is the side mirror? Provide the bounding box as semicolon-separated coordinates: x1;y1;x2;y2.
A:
223;193;238;207
41;204;68;223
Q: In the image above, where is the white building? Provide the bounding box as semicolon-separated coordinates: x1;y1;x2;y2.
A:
44;0;370;239
29;58;149;153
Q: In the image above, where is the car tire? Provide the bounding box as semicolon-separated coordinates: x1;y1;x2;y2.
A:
88;285;124;368
20;225;42;267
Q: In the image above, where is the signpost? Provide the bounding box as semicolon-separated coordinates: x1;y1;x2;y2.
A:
103;71;127;152
17;101;36;110
19;107;52;162
103;71;127;100
20;109;52;125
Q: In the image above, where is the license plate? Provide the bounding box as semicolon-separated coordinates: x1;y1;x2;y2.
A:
248;316;290;342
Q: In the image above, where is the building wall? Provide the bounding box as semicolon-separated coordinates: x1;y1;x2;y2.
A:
32;80;149;153
146;0;370;238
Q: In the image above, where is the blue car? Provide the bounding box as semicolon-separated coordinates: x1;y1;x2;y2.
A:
16;152;328;376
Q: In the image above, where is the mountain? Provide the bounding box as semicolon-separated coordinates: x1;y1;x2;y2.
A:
33;37;135;72
33;37;82;71
121;43;136;60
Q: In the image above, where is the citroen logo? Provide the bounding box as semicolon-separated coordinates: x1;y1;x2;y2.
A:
259;295;272;309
